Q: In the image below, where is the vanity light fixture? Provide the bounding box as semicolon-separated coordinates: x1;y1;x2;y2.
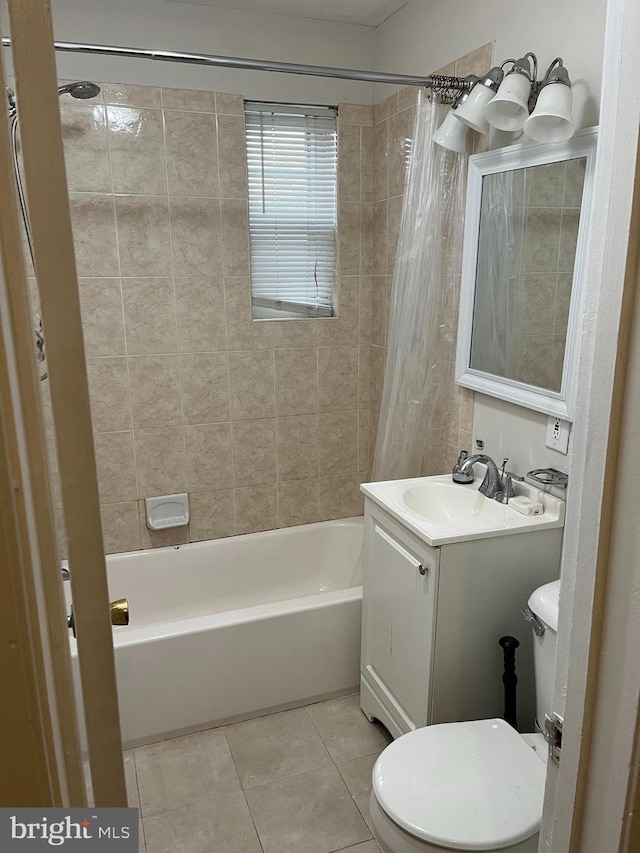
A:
433;53;576;152
484;54;536;132
453;65;505;134
432;76;478;153
523;59;575;142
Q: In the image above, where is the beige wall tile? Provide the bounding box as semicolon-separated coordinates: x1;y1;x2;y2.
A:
107;107;167;195
180;353;230;424
373;201;387;276
388;108;413;199
522;208;562;274
161;87;216;113
60;103;111;193
101;502;141;554
564;158;586;207
339;104;374;126
319;473;362;521
358;276;373;346
276;414;319;481
169;197;222;276
374;93;398;125
459;386;474;434
361;126;373;204
134;427;187;497
138;501;189;548
128;355;182;428
358;410;370;472
559;209;581;273
221;198;250;276
69;193;119;277
232;419;277;487
371;277;387;347
358;345;370;409
78;278;126;357
373;120;389;203
115;195;172;277
398;87;418;112
339;203;361;276
175;277;227;352
185;423;233;492
455;43;493;79
361;203;374;276
387;194;403;275
122;278;178;354
317;276;359;347
554;273;573;334
271;318;318;349
277;478;319;528
228;350;275;420
103;83;162;109
520;274;557;334
274;347;318;416
527;161;566;207
224;277;274;350
189;490;235;541
86;357;132;433
165;110;219;198
94;431;137;503
318;346;358;412
338;123;361;203
319;411;358;476
369;345;386;413
234;484;277;534
215;93;244;115
216;114;248;198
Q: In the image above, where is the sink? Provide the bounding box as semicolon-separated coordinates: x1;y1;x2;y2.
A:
360;470;566;546
401;481;509;530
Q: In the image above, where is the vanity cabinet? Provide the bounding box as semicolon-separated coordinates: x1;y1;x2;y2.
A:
360;499;563;738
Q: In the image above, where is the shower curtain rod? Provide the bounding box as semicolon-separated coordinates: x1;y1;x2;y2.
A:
0;37;469;90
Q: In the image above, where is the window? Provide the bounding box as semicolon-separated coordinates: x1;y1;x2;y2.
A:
245;102;338;318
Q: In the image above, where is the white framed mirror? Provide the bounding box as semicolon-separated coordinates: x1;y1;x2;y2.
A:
455;127;598;421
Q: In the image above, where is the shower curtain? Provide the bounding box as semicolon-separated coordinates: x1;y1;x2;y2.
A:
372;91;468;481
470;169;526;380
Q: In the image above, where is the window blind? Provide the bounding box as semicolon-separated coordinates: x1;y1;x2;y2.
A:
245;102;338;318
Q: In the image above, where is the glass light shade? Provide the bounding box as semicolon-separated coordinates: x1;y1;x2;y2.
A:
454;83;496;134
484;72;531;131
487;126;523;150
523;82;575;142
433;108;469;153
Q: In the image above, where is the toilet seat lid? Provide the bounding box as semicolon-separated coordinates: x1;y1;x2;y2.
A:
373;718;547;851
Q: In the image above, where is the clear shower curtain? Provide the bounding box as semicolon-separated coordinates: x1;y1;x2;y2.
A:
372;92;468;481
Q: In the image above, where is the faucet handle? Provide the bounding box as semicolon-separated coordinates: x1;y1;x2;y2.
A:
452;450;474;484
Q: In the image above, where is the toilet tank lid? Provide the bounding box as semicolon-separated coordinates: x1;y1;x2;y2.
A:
528;579;561;632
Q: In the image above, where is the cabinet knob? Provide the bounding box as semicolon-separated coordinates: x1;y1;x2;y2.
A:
418;563;427;576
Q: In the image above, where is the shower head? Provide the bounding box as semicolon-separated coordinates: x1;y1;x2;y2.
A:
57;81;101;100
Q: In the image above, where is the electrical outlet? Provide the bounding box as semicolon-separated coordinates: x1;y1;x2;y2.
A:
545;416;570;454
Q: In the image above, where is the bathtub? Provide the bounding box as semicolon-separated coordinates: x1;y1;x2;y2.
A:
68;517;363;748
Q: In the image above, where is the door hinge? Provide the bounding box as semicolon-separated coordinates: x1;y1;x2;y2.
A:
544;712;563;763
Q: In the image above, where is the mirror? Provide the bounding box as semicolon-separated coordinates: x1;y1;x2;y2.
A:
455;128;597;421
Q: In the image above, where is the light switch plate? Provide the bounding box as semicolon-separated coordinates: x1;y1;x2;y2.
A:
545;416;570;454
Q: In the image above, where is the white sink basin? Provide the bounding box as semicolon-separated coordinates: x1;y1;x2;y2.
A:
401;481;509;530
361;470;565;546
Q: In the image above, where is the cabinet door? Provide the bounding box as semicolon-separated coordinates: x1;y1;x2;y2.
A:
361;515;438;733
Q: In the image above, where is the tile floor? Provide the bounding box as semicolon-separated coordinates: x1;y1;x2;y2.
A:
94;693;393;853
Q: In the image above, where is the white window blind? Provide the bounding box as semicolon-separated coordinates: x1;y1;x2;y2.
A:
245;102;338;318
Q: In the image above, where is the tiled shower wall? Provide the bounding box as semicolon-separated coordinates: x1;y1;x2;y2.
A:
46;83;374;554
369;43;494;477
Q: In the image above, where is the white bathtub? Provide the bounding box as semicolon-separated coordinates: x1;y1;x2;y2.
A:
69;517;363;748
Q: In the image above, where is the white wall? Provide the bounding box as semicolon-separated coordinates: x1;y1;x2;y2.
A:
374;0;606;127
2;0;376;104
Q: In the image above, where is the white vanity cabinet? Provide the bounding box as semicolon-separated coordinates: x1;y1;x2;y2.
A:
360;498;563;738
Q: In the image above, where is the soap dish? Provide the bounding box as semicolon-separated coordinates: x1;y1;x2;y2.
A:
145;493;189;530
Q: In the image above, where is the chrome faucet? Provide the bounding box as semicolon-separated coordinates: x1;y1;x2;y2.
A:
455;453;503;500
453;453;524;503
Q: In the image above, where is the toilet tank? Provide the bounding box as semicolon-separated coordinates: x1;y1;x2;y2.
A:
528;579;561;731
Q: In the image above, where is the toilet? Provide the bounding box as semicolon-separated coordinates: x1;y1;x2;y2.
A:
369;579;560;853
